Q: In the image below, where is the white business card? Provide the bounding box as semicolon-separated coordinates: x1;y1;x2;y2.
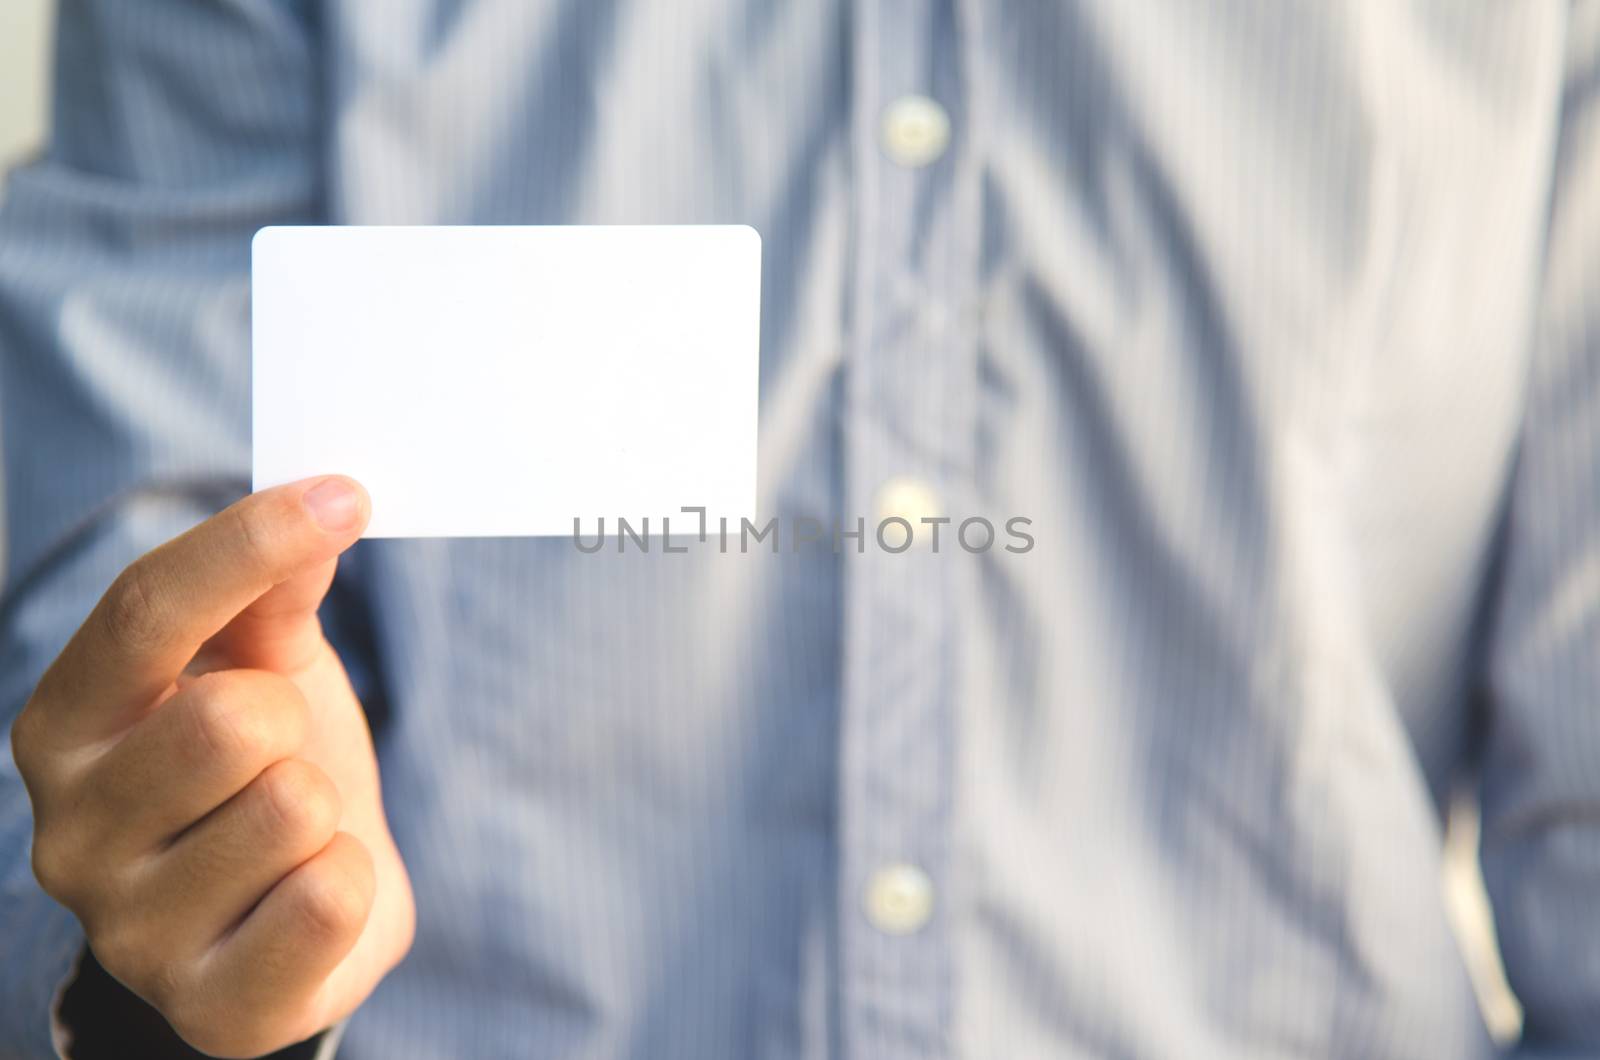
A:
252;225;761;538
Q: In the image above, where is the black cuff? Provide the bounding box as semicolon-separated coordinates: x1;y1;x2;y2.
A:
57;947;328;1060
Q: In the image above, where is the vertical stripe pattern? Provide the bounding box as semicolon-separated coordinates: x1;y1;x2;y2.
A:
1;2;1597;1058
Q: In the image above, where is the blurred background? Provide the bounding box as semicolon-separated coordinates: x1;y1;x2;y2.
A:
0;0;1522;1044
0;0;51;175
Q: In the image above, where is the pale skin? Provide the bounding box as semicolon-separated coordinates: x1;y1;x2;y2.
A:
9;476;414;1057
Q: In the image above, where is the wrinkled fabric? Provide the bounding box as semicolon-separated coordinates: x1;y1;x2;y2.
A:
3;2;1599;1057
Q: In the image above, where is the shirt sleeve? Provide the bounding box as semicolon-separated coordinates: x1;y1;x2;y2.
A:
1478;4;1600;1055
0;0;322;1053
49;946;342;1059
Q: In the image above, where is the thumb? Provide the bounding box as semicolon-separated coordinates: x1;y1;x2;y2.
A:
36;475;370;745
195;477;369;674
205;554;343;673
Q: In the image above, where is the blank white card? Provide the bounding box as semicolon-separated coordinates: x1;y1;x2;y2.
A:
252;225;761;538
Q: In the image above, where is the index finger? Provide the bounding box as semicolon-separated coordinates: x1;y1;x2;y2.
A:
35;476;369;743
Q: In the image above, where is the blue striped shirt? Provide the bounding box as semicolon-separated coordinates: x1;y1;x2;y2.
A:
3;2;1599;1056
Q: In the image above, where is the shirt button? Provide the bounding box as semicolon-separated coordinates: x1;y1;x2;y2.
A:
875;476;942;550
876;476;942;525
880;95;950;167
864;863;935;935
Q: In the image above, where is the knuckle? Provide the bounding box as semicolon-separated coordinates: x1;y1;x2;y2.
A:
182;672;308;768
249;672;311;751
257;760;340;844
9;703;42;775
95;919;191;1017
291;862;371;943
89;920;148;983
100;567;171;656
182;682;244;762
29;832;76;899
138;952;190;1014
181;675;259;763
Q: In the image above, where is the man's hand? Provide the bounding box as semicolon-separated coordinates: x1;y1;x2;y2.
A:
10;477;415;1058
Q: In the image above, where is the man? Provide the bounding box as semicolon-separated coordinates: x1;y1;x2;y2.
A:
2;2;1597;1057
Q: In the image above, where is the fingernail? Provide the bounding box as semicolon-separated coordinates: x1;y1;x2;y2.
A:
303;477;362;532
